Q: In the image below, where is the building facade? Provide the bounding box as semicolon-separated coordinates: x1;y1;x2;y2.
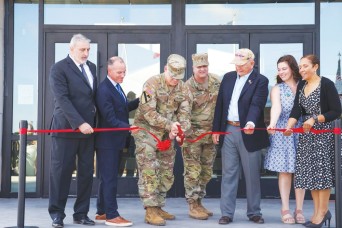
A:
0;0;341;198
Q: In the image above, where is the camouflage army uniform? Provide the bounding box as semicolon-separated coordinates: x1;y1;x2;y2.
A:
133;73;191;207
183;73;221;203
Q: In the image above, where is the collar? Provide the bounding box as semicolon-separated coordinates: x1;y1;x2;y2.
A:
107;75;119;87
236;69;253;80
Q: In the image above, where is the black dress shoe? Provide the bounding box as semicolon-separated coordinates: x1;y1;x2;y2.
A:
52;217;64;228
219;216;233;224
249;215;265;224
73;216;95;226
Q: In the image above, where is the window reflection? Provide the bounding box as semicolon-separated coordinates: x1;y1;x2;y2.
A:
11;140;37;192
186;2;314;25
118;43;160;106
117;43;161;177
259;43;303;97
194;44;241;179
259;43;303;178
320;1;342;83
13;2;38;133
44;3;171;25
118;137;138;177
55;43;98;64
196;44;239;77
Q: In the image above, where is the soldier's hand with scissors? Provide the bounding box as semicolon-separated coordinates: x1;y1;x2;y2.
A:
169;122;180;139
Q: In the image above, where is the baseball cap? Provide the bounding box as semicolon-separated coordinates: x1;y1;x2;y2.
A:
231;48;255;66
192;53;209;67
167;54;186;79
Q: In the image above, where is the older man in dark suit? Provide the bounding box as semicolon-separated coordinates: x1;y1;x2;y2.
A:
48;34;97;228
95;56;139;227
212;48;270;225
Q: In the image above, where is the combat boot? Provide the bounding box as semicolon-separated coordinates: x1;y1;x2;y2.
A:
157;207;175;220
145;207;166;226
197;199;213;216
188;201;209;220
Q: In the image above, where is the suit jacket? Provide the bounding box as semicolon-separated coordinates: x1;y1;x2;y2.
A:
95;77;139;149
212;69;270;152
49;55;97;138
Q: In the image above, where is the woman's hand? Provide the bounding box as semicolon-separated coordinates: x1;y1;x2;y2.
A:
303;118;315;133
283;126;293;136
267;125;276;134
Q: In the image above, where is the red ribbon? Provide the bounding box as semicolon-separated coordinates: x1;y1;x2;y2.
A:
21;126;172;152
269;127;339;134
19;126;342;152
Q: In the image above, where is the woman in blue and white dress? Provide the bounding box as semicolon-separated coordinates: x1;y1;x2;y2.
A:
264;55;306;224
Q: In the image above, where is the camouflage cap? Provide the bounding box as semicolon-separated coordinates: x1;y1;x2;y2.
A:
231;48;255;66
192;53;209;67
167;54;186;79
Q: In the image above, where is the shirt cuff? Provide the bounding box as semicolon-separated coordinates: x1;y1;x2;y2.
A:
246;121;255;128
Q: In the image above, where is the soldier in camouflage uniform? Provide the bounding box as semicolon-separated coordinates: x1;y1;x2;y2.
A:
183;53;221;220
133;54;191;226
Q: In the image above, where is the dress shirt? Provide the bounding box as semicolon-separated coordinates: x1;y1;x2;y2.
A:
107;76;126;101
227;71;251;121
69;55;94;89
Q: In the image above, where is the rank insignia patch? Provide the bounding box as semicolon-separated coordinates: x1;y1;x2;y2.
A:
141;89;152;104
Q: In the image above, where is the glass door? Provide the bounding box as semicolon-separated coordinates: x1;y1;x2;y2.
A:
186;31;313;198
42;32;107;197
250;32;313;198
107;33;171;196
182;32;249;197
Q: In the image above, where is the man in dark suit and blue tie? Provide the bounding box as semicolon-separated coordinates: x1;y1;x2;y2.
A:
95;56;139;226
212;48;270;225
49;34;97;227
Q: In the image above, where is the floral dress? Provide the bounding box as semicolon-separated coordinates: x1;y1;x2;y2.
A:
294;81;335;190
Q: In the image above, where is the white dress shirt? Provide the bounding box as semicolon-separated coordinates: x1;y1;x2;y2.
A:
69;55;94;89
227;71;255;127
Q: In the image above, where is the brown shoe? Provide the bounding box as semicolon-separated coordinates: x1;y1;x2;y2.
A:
218;216;233;224
249;215;265;224
157;207;175;220
105;216;133;227
95;214;106;223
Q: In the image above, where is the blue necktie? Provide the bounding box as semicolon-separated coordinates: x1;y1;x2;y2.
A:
80;64;91;88
116;84;126;102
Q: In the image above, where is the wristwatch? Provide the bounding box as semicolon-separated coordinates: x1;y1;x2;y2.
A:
312;114;318;122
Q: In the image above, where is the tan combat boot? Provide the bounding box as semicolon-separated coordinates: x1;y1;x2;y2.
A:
145;207;166;226
188;201;209;220
198;199;213;216
157;207;175;220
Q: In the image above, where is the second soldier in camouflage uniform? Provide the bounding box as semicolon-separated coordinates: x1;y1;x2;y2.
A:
133;54;191;226
183;53;221;220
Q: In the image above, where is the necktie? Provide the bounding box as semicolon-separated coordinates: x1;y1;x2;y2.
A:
116;84;126;102
80;64;91;88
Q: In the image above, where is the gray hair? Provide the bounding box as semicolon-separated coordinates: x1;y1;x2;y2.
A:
108;56;125;66
69;34;91;48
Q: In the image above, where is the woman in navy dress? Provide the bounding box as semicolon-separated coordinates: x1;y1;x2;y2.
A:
284;54;341;228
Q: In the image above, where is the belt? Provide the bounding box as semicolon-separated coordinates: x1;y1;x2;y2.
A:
227;120;240;127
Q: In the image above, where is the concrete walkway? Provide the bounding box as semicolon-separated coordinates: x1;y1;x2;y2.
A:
0;198;337;228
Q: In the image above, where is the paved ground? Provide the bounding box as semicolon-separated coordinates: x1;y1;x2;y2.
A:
0;198;337;228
